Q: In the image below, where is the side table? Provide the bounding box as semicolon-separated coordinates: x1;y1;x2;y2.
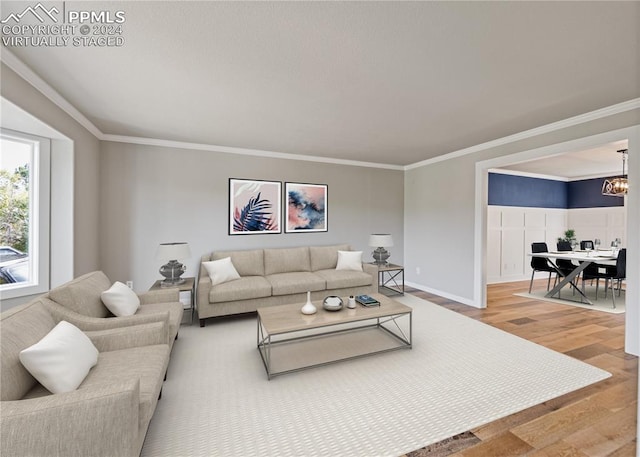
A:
373;263;404;296
149;277;195;325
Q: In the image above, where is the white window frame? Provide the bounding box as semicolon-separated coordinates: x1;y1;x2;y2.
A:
0;128;50;299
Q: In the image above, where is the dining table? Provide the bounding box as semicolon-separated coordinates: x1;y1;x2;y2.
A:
528;250;618;305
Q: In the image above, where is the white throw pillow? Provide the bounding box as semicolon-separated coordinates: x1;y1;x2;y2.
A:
19;321;99;394
101;281;140;317
336;250;363;271
203;257;241;286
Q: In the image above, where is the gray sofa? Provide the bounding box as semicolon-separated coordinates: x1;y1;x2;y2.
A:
1;297;170;457
197;244;377;326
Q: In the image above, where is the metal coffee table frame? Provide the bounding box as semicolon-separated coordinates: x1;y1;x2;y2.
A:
257;300;412;380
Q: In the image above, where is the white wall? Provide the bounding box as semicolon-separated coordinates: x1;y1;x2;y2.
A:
99;141;404;293
487;205;626;284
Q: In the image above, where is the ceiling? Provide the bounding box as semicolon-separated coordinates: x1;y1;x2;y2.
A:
497;140;630;180
1;1;639;167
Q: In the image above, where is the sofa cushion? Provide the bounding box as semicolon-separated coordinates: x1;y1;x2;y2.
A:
203;257;241;286
336;250;364;271
48;271;112;318
315;269;374;289
264;247;311;275
212;249;264;277
101;282;141;317
1;299;58;401
19;321;99;394
309;244;350;271
81;344;169;433
210;276;272;303
267;272;326;296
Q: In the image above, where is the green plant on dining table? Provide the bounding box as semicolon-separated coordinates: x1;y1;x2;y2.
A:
558;229;576;244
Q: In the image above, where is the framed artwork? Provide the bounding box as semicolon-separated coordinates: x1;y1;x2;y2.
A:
229;179;282;235
285;182;328;233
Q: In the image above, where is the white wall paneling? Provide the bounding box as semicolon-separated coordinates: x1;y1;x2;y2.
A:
487;206;567;283
568;206;627;248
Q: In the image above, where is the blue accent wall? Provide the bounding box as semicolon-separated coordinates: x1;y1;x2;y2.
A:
489;173;623;209
488;173;567;208
568;177;625;208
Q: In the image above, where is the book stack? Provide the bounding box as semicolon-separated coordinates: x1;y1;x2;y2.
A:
355;294;380;307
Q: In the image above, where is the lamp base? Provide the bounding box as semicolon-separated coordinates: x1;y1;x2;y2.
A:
372;248;390;265
159;260;186;286
160;278;186;287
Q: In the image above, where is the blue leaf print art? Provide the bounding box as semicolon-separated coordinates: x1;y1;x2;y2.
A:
229;179;281;234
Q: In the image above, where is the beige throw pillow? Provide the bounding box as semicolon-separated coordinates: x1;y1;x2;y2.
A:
203;257;241;286
335;250;363;271
101;281;140;316
19;321;99;394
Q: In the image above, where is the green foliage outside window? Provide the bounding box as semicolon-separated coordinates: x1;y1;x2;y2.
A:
0;164;29;253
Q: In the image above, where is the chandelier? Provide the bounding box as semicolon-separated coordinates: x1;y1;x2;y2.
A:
601;149;629;197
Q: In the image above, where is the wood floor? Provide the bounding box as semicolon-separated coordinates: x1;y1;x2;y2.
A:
403;279;637;457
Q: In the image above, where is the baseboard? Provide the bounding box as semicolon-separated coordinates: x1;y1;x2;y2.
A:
487;275;531;284
405;281;476;307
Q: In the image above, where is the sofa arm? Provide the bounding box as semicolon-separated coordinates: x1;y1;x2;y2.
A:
138;288;179;304
363;263;378;289
1;379;140;457
44;300;172;332
85;321;168;352
197;275;212;308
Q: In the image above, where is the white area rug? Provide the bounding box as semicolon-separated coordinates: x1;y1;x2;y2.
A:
516;284;625;314
141;294;610;457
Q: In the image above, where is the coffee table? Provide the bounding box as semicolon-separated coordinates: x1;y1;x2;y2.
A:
257;293;412;379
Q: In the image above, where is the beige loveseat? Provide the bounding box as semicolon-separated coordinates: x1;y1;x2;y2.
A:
1;297;170;456
197;244;377;326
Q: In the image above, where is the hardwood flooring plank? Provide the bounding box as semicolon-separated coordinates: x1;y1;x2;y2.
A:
454;432;534;457
527;440;590;457
563;403;637;456
606;440;638;457
511;397;611;449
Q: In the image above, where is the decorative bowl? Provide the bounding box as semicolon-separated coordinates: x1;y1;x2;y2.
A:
322;295;343;311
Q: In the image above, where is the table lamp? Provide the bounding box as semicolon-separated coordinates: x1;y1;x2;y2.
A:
156;242;191;286
369;234;393;265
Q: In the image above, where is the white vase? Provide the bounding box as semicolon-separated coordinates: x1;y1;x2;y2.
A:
301;291;317;315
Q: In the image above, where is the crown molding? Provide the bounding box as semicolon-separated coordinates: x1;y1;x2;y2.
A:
1;48;103;139
488;167;626;182
102;134;405;170
487;168;569;182
405;98;640;171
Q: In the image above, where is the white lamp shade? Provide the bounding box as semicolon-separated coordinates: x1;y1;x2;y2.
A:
156;242;191;262
369;234;394;248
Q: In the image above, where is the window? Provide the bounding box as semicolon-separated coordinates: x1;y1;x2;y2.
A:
0;129;50;298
